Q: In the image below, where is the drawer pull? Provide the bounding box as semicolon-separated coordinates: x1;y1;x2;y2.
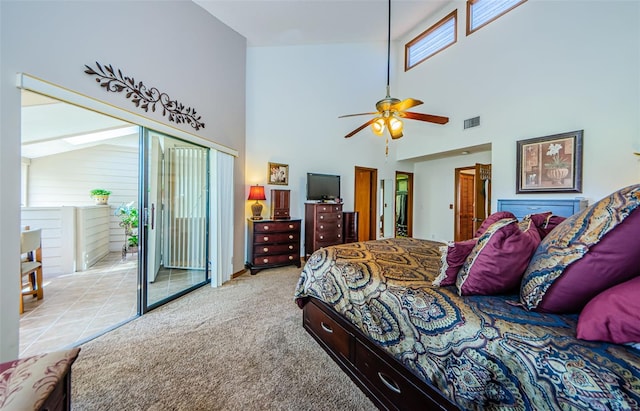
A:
320;235;324;240
263;236;269;241
526;206;541;210
378;372;401;394
288;255;294;260
320;225;324;229
320;215;324;219
289;235;294;239
337;234;341;238
289;224;294;228
263;247;269;252
320;322;333;333
262;258;269;263
264;225;270;230
337;224;341;228
338;215;342;219
288;245;293;249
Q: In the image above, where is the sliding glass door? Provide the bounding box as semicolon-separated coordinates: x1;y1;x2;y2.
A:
142;130;210;310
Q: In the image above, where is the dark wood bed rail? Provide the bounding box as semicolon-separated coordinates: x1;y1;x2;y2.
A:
301;297;460;411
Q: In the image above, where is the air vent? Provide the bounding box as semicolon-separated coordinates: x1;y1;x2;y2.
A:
464;116;480;129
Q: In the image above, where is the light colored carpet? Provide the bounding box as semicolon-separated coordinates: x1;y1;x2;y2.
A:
71;266;377;410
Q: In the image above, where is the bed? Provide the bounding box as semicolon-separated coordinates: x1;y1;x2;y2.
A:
294;186;640;410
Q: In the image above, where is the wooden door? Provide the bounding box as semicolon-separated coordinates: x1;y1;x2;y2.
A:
354;166;378;241
454;163;492;241
457;172;475;241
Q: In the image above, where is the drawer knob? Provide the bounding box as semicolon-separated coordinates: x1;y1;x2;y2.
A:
337;224;341;228
338;234;341;238
320;235;324;239
263;247;269;252
263;236;269;241
288;256;293;260
264;225;269;230
320;322;333;334
289;245;293;249
320;216;324;219
320;225;324;229
338;215;342;219
289;235;294;239
378;372;401;394
262;258;269;263
289;224;294;228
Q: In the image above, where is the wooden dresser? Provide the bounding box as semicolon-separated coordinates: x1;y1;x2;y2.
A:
304;203;343;258
246;219;301;275
497;198;587;219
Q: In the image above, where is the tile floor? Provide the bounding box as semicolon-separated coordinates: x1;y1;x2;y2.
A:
19;251;209;357
19;252;138;357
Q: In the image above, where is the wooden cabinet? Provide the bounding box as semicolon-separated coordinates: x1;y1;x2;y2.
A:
304;203;343;258
497;198;587;220
246;219;301;275
271;189;290;220
342;211;359;244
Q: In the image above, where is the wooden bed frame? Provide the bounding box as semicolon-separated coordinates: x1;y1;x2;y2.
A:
302;297;460;411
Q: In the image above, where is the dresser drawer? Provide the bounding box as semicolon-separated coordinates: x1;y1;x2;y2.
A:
254;232;300;244
304;300;352;361
317;221;342;233
315;232;342;244
253;220;300;233
315;204;343;214
253;243;299;256
252;253;299;266
272;209;290;218
355;342;428;409
317;212;341;224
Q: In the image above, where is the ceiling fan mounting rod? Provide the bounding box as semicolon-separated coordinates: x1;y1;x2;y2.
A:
385;0;391;98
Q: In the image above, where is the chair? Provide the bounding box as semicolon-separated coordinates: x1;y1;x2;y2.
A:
20;228;43;314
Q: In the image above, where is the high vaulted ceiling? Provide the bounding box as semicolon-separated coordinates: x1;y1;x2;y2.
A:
193;0;450;47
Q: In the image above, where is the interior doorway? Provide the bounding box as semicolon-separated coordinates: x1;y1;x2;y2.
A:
395;171;414;238
454;163;492;241
354;166;378;241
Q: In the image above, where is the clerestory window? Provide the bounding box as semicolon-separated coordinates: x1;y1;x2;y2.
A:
405;10;457;71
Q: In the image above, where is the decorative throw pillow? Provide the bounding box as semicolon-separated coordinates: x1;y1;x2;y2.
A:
473;211;517;238
525;211;567;239
433;239;476;287
456;218;540;296
577;276;640;344
520;184;640;313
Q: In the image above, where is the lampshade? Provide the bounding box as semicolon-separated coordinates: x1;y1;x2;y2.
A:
371;118;385;136
247;185;266;201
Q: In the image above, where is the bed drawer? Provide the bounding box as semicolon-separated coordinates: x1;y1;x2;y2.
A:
304;301;352;362
355;342;432;410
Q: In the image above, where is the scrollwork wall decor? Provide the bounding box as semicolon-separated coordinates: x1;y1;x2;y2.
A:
84;62;205;130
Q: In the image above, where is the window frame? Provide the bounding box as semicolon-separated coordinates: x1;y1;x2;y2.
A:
405;10;458;72
466;0;527;36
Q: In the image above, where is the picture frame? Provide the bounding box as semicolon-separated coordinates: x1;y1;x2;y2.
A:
268;162;289;185
516;130;583;193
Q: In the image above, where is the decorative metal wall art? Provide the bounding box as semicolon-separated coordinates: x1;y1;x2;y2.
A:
84;62;205;131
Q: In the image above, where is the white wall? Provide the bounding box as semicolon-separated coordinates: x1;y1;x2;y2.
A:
1;0;246;361
395;0;640;206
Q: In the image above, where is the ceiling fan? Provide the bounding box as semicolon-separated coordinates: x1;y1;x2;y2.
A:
340;0;449;141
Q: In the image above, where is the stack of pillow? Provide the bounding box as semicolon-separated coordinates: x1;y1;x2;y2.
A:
433;183;640;345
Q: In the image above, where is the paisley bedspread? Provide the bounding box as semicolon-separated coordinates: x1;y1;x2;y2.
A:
293;237;640;411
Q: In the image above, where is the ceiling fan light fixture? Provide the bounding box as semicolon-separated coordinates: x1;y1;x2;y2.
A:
389;117;403;133
371;118;385;135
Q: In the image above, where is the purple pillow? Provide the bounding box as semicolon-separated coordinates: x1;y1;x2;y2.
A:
527;212;566;239
577;276;640;344
520;184;640;313
456;218;540;296
474;211;517;238
433;239;476;287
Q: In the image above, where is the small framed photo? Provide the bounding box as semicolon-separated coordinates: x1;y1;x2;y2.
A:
268;162;289;185
516;130;583;193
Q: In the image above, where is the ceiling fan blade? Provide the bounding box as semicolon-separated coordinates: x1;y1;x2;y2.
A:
391;98;423;112
339;112;378;118
400;111;449;124
344;118;376;138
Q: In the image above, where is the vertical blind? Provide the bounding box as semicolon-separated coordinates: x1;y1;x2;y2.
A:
407;14;456;69
469;0;526;32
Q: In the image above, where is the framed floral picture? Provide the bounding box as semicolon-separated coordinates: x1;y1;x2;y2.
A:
268;162;289;185
516;130;583;193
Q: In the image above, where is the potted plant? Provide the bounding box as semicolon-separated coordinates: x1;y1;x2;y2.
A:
115;202;139;253
90;189;112;205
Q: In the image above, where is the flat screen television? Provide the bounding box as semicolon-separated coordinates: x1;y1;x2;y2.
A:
307;173;340;202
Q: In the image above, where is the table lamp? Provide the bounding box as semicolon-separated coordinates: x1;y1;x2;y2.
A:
248;185;267;220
